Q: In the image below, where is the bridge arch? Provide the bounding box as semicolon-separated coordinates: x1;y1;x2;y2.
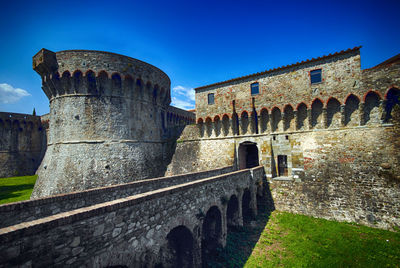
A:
226;194;240;229
242;188;254;224
162;225;196;268
201;206;223;266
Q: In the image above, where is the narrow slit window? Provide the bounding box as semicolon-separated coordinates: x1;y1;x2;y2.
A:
310;69;322;84
208;93;215;105
251;82;259;95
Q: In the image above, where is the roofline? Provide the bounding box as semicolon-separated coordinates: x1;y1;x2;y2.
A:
195;46;361;91
368;53;400;69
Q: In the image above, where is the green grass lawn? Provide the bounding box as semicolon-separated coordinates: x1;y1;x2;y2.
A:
0;177;399;267
0;175;37;204
246;211;400;267
214;209;400;267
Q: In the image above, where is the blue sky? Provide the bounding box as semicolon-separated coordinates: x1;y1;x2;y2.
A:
0;0;399;115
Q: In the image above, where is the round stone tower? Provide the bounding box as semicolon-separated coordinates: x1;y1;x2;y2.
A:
31;49;171;198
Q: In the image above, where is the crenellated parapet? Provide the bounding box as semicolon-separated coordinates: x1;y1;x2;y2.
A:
195;87;400;138
167;106;196;126
33;49;171;106
31;49;181;198
195;48;400;138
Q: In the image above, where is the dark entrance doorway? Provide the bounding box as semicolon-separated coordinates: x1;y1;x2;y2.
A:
238;142;259;169
277;155;288;176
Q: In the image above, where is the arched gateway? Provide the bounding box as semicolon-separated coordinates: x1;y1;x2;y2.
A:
238;141;259;169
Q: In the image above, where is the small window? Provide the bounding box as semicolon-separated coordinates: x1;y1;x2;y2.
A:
278;155;288;176
251;83;259;95
310;69;322;84
208;93;214;105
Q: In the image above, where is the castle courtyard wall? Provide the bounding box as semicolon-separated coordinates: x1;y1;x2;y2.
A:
195;48;363;120
0;112;46;178
167;123;400;230
168;49;400;230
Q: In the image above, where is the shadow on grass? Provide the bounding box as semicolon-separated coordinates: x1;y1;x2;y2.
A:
205;181;275;267
0;183;35;202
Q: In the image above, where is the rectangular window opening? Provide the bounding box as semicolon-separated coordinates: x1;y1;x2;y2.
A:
208;93;215;105
251;82;259;95
278;155;288;177
310;69;322;84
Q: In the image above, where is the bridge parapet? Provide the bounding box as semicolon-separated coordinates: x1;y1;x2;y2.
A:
0;166;234;229
0;166;265;267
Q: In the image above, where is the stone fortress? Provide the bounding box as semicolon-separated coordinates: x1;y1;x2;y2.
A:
0;46;399;267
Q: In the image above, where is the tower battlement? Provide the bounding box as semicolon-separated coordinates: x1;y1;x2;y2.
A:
33;49;171;106
31;49;191;198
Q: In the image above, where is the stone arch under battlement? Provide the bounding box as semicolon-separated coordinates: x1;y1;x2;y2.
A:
41;69;171;106
33;49;171;106
195;86;399;138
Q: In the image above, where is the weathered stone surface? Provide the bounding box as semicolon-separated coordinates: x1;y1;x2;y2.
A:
0;166;233;229
0;167;264;267
168;48;400;230
30;49;195;198
0;112;46;178
0;46;399;267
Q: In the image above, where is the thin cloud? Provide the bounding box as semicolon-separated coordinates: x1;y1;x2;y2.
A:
171;97;194;110
0;83;30;104
172;85;195;101
171;85;195;110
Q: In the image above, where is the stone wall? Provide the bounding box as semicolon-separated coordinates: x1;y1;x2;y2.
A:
0;112;46;178
169;123;400;230
31;49;195;198
165;125;236;175
168;49;400;230
0;167;264;267
268;125;400;230
0;166;234;229
195;47;364;121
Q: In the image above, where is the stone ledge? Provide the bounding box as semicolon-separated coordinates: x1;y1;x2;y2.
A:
272;176;293;181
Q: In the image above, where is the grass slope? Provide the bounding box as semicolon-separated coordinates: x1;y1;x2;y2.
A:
214;209;400;267
246;211;400;267
0;177;399;267
0;175;37;204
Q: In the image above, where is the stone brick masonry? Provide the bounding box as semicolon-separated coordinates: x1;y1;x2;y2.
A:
0;46;399;266
167;47;400;230
0;112;45;177
30;49;194;198
0;166;263;267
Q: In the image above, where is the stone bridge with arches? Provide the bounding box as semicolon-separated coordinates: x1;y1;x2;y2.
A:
0;166;266;267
